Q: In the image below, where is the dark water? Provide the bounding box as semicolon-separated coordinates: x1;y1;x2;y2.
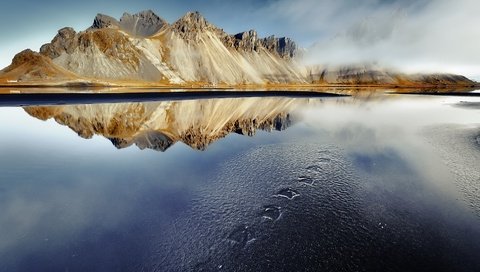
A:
0;93;480;271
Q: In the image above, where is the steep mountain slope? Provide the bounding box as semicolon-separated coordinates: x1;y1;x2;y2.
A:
23;98;308;151
40;27;163;82
37;10;305;85
153;12;305;84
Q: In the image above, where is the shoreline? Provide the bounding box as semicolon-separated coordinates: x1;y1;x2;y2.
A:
0;84;478;96
0;90;348;107
0;81;478;90
1;89;479;107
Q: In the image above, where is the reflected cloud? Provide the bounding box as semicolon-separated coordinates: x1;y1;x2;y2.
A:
452;101;480;110
24;98;315;151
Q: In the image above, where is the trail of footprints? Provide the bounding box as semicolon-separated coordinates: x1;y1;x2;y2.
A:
194;152;332;271
226;154;332;246
261;205;282;221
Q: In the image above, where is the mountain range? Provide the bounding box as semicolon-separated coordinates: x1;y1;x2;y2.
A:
0;10;476;88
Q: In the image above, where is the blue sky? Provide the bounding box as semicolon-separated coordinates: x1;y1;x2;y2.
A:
1;0;479;79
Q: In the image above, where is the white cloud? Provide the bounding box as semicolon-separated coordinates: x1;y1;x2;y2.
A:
260;0;480;78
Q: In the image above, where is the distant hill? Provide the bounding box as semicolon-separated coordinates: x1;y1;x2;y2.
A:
0;49;77;82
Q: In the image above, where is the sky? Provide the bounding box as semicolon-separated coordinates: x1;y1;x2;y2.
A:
0;0;479;79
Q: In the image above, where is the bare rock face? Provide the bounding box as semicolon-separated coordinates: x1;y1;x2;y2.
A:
40;27;77;59
172;11;221;41
90;10;167;37
261;36;298;59
40;27;141;69
119;10;168;37
231;30;262;52
91;13;119;29
221;30;298;58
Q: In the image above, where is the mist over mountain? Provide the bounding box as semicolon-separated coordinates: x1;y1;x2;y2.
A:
253;0;480;80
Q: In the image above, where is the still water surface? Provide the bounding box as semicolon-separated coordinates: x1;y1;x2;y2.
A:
0;92;480;271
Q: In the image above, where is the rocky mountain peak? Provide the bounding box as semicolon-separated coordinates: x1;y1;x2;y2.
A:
234;30;258;40
91;13;119;29
178;11;208;27
223;30;298;58
57;27;77;38
40;27;77;59
261;36;298;58
230;30;261;52
119;10;167;37
172;11;219;40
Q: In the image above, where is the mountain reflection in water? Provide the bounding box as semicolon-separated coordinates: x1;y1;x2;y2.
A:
23;98;312;151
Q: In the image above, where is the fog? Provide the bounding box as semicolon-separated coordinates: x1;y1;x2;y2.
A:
257;0;480;79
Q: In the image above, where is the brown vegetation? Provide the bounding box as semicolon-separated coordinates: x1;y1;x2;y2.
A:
0;49;78;82
78;29;141;68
